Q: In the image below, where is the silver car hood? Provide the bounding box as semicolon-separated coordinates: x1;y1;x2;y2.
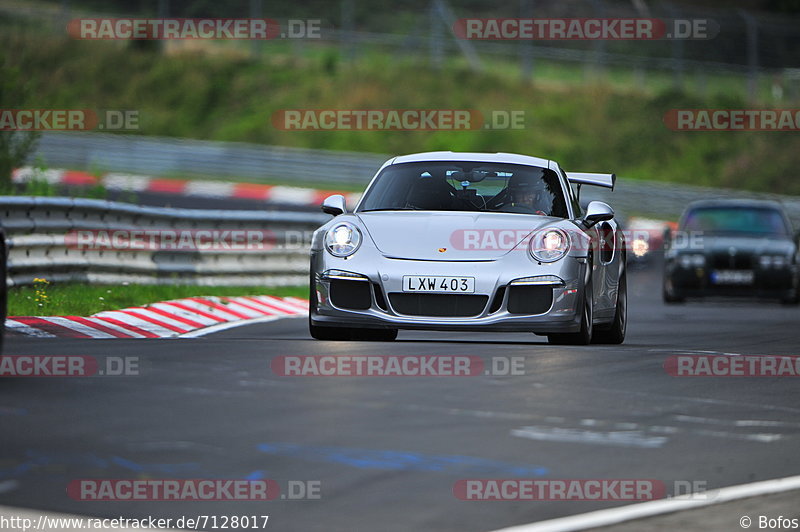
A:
356;211;557;261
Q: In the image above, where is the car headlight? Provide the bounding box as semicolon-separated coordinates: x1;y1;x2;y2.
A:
679;254;705;268
529;229;570;263
760;255;790;268
324;222;362;257
632;238;650;258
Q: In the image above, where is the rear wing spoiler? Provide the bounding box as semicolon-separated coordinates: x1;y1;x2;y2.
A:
566;172;616;191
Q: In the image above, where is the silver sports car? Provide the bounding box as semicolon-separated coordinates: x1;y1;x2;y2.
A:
309;151;627;345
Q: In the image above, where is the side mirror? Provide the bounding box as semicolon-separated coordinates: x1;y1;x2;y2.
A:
662;226;673;250
583;201;614;227
322;194;346;216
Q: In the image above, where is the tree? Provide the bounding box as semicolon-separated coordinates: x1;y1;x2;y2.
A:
0;53;41;190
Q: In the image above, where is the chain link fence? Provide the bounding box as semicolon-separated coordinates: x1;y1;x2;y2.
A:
3;0;799;102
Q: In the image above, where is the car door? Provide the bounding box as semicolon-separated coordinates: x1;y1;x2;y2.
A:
595;219;620;314
560;167;608;314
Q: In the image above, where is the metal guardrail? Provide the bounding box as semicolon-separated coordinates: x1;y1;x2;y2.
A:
33;133;388;185
5;178;800;288
31;133;800;225
1;197;330;287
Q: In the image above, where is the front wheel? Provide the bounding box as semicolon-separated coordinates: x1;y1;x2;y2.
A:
662;276;684;304
548;281;593;346
593;273;627;344
350;328;398;341
780;283;800;305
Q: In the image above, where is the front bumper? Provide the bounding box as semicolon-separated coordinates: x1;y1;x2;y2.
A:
666;263;797;299
310;250;588;334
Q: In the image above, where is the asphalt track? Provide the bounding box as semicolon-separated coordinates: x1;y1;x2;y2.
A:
1;265;799;531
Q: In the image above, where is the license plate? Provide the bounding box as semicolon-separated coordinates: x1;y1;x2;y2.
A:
711;270;754;285
402;276;475;293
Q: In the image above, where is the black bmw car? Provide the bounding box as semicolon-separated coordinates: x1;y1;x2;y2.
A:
663;199;799;304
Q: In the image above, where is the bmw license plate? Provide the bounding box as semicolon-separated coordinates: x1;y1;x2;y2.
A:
711;270;754;285
402;276;475;293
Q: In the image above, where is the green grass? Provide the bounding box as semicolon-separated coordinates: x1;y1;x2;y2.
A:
3;18;800;195
9;283;308;317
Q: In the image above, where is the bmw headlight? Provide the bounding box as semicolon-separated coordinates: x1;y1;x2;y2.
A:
679;254;705;268
760;255;790;268
529;228;570;263
324;222;362;257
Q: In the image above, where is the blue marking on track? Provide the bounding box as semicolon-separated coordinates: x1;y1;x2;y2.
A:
256;442;548;476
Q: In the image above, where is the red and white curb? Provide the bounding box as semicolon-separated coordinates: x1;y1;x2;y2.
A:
7;296;309;339
12;167;361;207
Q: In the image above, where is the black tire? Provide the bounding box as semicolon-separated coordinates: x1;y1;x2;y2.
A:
662;277;684;304
593;273;627;344
310;323;397;341
350;328;398;341
780;283;799;305
548;279;593;345
309;321;353;341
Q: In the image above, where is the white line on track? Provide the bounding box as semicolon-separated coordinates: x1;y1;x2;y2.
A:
487;475;800;532
510;426;668;449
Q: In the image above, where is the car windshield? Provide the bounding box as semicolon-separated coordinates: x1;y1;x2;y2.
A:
682;206;790;236
358;161;569;217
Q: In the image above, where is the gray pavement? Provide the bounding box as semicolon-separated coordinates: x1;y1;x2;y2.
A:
1;265;799;531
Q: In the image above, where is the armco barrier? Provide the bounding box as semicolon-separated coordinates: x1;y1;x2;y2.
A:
32;132;387;186
1;196;330;287
30;133;800;223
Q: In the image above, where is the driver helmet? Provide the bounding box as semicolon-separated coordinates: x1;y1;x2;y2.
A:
507;173;547;208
